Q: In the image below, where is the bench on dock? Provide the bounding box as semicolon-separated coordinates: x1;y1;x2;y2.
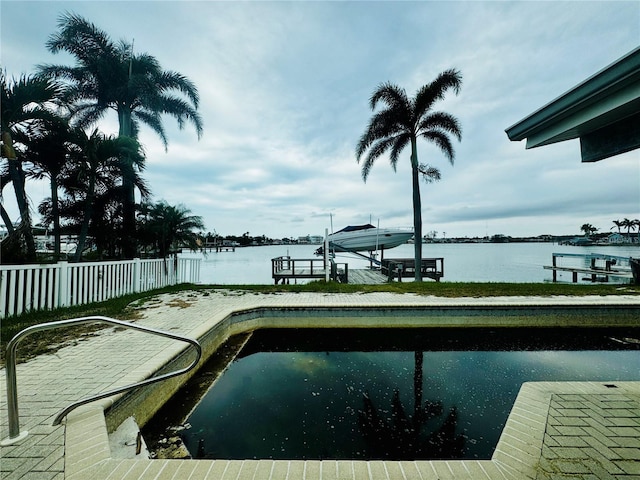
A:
544;253;634;283
381;257;444;282
271;256;348;284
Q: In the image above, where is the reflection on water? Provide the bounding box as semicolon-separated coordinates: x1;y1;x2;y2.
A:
164;328;640;460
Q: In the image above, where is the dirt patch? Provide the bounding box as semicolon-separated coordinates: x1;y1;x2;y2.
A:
1;307;143;367
1;323;109;366
166;299;196;309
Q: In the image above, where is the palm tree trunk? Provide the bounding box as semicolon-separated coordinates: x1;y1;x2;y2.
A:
74;167;97;262
121;171;137;258
50;176;61;257
410;137;423;281
2;132;36;261
118;108;137;259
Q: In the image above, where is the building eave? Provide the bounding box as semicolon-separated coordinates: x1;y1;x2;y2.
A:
505;47;640;158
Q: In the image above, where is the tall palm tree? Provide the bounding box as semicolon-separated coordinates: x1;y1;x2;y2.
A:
1;72;62;261
356;70;462;280
39;12;203;258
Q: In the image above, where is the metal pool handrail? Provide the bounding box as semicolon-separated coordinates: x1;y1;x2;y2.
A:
1;315;201;446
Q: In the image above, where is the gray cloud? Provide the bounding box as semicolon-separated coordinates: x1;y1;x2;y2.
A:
1;1;638;238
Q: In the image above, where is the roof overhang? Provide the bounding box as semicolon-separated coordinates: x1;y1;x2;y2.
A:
505;47;640;162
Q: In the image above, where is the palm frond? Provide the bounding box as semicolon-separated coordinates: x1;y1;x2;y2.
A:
418;164;442;183
360;136;397;181
388;133;411;169
1;73;63;127
134;110;168;148
370;82;410;113
418;112;462;142
414;69;462;118
156;70;200;108
420;131;456;165
46;12;118;62
356;109;405;159
157;95;204;137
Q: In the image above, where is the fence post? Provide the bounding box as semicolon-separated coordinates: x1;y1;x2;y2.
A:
58;261;70;307
324;228;329;282
133;258;141;293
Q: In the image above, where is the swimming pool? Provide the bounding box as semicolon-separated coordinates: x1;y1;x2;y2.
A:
143;326;640;461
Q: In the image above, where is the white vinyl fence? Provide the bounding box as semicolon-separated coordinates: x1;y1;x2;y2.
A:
0;257;201;319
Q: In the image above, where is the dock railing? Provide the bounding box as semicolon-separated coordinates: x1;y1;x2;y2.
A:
271;256;347;284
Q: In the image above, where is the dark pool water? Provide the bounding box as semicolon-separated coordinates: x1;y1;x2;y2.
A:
172;328;640;461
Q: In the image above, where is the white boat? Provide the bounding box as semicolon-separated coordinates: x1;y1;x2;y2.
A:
327;224;413;252
35;236;78;255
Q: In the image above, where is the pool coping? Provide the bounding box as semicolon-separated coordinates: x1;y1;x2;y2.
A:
64;381;640;480
2;291;639;479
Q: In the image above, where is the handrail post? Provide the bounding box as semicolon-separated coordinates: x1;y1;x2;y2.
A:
2;335;27;445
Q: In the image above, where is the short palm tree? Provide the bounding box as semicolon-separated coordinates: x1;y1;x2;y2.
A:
621;218;640;243
633;219;640;242
20;113;74;257
39;12;203;258
580;223;598;238
611;219;623;234
138;201;204;258
1;72;62;261
60;129;149;260
356;70;462;280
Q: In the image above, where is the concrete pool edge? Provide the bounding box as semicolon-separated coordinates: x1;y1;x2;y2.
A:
65;382;640;480
69;294;639;480
2;291;639;479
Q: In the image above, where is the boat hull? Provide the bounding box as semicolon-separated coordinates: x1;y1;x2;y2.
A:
328;228;413;252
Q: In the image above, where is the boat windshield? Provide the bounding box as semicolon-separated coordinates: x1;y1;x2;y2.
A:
333;224;376;234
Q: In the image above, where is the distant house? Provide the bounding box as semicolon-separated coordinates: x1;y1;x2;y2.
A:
607;233;626;244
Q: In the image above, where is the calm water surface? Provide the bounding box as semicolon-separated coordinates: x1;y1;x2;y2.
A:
180;243;639;284
179;328;640;460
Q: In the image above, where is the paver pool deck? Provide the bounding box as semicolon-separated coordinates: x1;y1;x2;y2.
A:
1;290;639;480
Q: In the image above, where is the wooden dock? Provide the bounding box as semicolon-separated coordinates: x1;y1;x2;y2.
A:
203;243;236;252
347;269;388;284
544;252;634;283
272;256;444;284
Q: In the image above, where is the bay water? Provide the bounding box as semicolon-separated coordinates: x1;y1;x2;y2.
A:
180;243;639;284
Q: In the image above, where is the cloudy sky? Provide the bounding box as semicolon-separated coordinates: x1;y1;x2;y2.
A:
2;1;639;239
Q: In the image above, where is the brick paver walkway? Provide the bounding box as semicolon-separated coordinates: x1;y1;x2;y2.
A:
538;393;640;479
1;291;638;479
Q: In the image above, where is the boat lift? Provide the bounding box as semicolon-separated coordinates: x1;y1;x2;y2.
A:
316;241;384;268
